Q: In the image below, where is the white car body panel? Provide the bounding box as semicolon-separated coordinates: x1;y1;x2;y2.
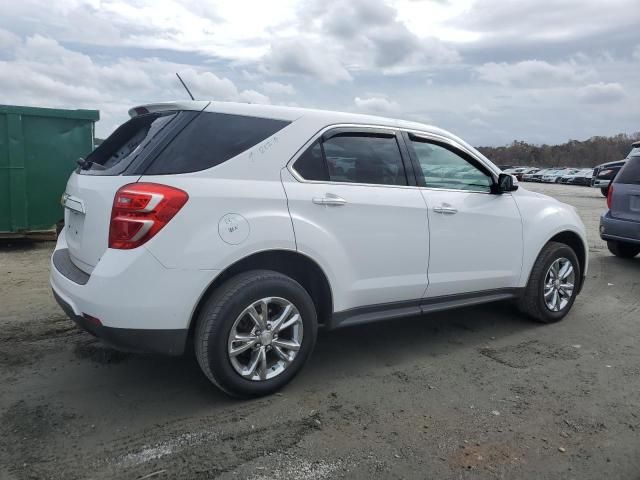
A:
63;173;140;273
51;229;213;330
511;188;589;286
420;189;523;297
281;168;429;312
51;100;588;339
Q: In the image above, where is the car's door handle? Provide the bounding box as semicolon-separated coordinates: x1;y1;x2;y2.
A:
433;204;458;215
312;194;347;206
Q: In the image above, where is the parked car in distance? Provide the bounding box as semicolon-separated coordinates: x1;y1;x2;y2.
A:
521;168;543;182
600;151;640;258
527;168;552;182
518;168;540;181
592;150;637;196
542;168;570;183
570;169;594;186
50;101;588;397
505;167;537;181
558;169;587;184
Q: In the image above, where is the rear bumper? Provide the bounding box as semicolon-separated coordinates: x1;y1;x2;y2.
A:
53;289;188;355
50;230;217;354
592;179;611;188
600;211;640;244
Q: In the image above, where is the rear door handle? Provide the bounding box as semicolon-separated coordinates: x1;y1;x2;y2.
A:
312;194;347;206
433;204;458;215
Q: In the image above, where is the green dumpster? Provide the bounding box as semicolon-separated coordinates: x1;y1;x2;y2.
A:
0;104;99;237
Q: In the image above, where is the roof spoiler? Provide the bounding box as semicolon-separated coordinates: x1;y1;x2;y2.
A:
128;101;210;118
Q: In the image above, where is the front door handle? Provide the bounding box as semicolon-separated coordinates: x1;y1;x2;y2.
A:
312;194;347;206
433;204;458;215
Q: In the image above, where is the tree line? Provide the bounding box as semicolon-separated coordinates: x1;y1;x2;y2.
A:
477;132;640;168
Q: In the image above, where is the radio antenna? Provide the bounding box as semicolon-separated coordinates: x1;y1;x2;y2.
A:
175;73;195;100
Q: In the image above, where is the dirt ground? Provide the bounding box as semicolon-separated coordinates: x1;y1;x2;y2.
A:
1;183;638;480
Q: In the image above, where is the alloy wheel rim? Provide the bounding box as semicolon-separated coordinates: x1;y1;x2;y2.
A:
227;297;303;381
543;257;575;312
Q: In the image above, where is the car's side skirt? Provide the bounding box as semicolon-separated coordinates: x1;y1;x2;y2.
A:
330;288;523;329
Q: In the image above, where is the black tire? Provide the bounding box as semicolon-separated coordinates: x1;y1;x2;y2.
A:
517;242;581;323
607;240;640;258
600;187;609;197
194;270;317;398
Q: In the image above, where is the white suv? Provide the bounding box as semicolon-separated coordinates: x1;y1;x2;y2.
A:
51;101;588;397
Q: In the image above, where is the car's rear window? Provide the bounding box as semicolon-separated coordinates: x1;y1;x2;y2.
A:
80;112;179;175
144;112;290;175
615;157;640;185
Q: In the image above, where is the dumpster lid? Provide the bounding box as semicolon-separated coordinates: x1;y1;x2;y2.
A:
0;104;99;122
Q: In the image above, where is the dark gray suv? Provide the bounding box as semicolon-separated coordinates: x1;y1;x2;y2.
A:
600;149;640;258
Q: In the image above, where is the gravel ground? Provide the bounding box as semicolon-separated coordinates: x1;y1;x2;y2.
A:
1;183;639;480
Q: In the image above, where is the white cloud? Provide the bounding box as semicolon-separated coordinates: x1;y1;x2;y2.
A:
470;118;490;127
577;82;626;104
354;96;400;115
262;0;459;83
0;27;20;49
475;60;594;87
260;81;296;96
264;38;352;84
0;0;637;147
0;35;271;136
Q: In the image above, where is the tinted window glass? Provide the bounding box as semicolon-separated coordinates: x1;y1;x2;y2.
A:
410;140;493;192
322;135;407;186
293;141;327;181
146;112;290;175
616;157;640;185
81;112;178;175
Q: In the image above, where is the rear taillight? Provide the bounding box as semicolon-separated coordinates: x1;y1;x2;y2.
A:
606;183;614;209
109;183;188;249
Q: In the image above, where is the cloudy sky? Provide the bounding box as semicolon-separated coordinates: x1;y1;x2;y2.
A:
0;0;638;146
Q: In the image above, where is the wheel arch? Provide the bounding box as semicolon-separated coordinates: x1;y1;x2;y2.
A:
187;249;334;338
528;230;587;294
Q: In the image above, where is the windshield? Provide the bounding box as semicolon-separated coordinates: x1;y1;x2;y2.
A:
627;146;640;158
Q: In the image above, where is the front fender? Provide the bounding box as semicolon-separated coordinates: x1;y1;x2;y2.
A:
514;190;588;288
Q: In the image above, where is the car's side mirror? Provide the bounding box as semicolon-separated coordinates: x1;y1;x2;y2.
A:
495;173;519;194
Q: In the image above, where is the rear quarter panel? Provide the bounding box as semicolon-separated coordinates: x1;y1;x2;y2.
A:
138;116;326;271
139;176;296;271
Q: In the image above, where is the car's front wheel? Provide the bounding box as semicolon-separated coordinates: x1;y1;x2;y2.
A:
195;270;317;397
518;242;580;323
607;240;640;258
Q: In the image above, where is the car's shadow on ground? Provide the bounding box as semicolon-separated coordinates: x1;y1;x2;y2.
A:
308;301;537;380
55;300;539;416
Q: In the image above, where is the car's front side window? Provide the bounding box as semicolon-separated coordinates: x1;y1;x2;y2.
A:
293;132;408;186
408;137;493;193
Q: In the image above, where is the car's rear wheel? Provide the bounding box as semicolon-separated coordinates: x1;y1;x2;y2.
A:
600;187;609;197
517;242;580;323
607;240;640;258
194;270;317;397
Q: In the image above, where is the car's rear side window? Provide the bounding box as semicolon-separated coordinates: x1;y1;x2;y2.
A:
293;133;408;186
294;141;327;181
145;112;290;175
615;157;640;185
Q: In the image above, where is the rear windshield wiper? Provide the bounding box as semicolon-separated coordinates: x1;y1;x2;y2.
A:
76;157;105;171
